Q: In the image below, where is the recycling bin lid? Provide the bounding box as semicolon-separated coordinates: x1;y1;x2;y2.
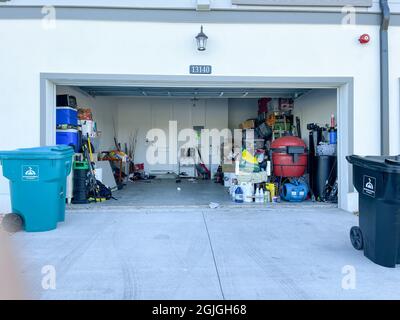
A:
0;145;74;160
346;155;400;174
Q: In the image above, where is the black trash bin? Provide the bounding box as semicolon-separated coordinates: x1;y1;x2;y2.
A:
346;155;400;268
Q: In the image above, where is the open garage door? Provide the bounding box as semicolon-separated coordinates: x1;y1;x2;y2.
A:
40;74;354;211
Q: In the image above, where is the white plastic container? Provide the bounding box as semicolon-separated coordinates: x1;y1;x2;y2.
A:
79;120;96;138
259;188;264;203
255;188;260;203
265;190;271;203
230;185;238;201
241;182;254;203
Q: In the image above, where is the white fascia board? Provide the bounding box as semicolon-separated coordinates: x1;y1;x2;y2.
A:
232;0;373;6
0;0;197;9
197;0;211;11
2;0;400;14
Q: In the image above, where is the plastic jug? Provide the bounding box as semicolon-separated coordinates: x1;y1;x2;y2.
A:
235;187;244;203
241;182;253;203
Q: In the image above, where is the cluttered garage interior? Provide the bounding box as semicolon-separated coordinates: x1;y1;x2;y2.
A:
53;81;340;209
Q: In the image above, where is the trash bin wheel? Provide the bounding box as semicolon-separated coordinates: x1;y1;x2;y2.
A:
350;226;364;250
1;213;23;233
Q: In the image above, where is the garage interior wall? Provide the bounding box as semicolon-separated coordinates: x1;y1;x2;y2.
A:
293;89;337;145
228;99;258;130
116;97;228;172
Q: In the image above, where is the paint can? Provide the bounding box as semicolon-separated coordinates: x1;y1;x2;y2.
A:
272;196;280;203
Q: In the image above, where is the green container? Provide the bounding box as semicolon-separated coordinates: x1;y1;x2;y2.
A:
0;146;74;232
73;161;89;170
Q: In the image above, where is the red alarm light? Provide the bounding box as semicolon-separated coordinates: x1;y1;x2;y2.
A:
359;34;370;44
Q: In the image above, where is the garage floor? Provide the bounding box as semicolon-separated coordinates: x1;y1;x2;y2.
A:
69;179;235;208
67;179;335;209
10;206;400;300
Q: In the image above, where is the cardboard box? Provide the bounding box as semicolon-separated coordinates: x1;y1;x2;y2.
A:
222;164;235;173
239;119;256;129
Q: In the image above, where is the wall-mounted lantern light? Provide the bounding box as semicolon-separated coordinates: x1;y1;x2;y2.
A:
195;26;208;51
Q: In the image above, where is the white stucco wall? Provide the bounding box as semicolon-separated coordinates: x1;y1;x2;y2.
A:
388;26;400;156
0;17;388;212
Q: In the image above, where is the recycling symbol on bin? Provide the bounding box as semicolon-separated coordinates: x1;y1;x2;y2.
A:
22;165;39;181
365;178;374;190
25;167;36;176
363;175;376;198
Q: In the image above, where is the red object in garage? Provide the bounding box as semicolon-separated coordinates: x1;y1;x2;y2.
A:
258;98;271;114
359;34;370;44
271;136;308;177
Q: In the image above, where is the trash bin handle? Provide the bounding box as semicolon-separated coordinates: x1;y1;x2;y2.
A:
385;158;400;166
65;160;72;175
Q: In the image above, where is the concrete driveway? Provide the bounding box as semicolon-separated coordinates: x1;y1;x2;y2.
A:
10;206;400;300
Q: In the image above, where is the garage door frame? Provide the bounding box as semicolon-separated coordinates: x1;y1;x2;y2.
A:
40;73;355;211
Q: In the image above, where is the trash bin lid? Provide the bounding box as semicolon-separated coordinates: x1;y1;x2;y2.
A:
0;145;74;160
346;155;400;174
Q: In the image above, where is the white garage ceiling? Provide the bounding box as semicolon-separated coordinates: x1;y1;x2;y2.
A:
78;86;311;99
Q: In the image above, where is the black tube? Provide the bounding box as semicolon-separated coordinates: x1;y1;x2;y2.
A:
380;0;390;155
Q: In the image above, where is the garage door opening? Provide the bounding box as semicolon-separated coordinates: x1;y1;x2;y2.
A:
52;83;340;209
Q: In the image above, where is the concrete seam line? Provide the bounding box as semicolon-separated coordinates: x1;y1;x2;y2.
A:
202;212;225;300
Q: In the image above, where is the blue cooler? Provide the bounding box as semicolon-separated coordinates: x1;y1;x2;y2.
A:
56;107;78;126
56;129;80;152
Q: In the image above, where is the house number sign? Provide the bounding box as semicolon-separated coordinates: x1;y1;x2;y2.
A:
189;65;212;74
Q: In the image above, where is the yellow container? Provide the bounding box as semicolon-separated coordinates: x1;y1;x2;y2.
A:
265;183;276;201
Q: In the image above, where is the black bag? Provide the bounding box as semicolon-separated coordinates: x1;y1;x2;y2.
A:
96;180;113;200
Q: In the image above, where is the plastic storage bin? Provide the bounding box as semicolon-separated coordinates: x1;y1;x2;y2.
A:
56;129;80;152
0;146;74;232
347;155;400;267
56;107;78;126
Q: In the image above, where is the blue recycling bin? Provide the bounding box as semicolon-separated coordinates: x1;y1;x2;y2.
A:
0;146;74;232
